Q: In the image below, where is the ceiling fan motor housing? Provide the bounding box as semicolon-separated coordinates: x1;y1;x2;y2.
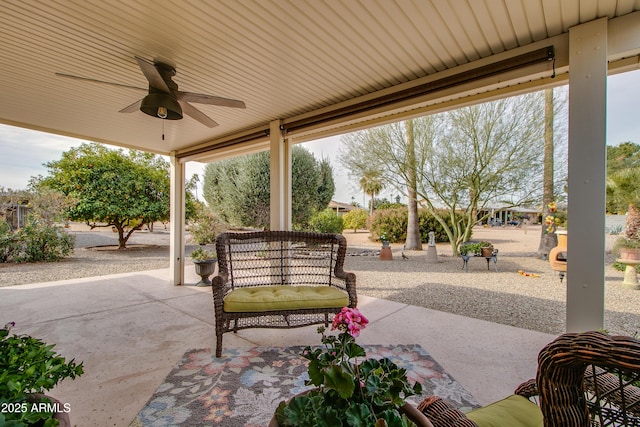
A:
140;61;183;120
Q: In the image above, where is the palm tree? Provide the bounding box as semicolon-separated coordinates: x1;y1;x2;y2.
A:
538;88;558;258
359;170;383;217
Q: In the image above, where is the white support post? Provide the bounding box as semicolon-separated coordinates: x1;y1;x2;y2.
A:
566;18;607;331
169;154;185;286
269;120;292;231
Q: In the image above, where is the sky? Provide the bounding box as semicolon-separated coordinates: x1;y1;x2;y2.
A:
1;69;639;204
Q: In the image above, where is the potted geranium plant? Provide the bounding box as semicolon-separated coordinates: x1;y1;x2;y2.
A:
0;322;83;427
271;308;432;427
190;246;217;286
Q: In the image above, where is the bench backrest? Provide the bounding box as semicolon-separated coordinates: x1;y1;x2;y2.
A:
215;231;348;290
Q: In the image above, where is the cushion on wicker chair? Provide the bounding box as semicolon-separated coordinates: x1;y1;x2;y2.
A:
224;285;349;312
465;395;543;427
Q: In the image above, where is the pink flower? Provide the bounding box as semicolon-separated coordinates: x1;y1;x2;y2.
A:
332;307;369;337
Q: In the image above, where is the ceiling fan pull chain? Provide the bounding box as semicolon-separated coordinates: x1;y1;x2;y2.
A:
162;118;165;141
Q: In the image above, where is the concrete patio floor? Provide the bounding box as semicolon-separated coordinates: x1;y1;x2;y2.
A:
0;267;555;427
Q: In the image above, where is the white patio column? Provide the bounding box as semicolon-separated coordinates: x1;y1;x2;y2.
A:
566;18;607;332
169;154;186;286
270;119;292;230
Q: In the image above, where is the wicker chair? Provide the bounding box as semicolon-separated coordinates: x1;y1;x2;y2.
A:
211;231;357;357
419;331;640;426
538;331;640;426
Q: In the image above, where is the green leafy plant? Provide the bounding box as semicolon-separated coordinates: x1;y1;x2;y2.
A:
190;246;216;262
613;236;640;254
274;308;422;427
459;241;492;256
0;322;84;426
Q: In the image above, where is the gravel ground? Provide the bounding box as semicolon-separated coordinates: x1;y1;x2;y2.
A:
1;223;638;337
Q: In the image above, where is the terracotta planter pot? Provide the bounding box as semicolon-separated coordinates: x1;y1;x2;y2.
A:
27;394;71;427
620;247;640;261
480;246;494;257
379;246;393;260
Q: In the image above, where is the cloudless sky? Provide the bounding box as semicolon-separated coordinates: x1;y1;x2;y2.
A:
1;69;639;204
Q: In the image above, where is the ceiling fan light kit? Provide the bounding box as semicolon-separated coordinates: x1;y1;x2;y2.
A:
140;92;182;120
56;56;246;128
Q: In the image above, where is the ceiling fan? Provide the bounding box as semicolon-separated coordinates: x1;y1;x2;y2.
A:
55;56;246;127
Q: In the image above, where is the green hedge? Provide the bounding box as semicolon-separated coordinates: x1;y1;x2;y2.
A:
369;207;465;243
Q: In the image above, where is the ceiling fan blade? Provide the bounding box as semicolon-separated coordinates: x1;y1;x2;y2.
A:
119;99;142;113
135;56;171;93
55;72;147;91
177;91;246;109
180;101;219;127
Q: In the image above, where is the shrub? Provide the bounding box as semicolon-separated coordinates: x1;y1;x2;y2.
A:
368;208;407;243
369;208;464;243
308;208;344;233
342;209;368;232
0;217;75;263
0;218;17;263
0;322;83;426
188;211;229;244
15;219;75;262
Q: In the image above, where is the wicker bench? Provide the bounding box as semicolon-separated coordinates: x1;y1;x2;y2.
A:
211;230;357;357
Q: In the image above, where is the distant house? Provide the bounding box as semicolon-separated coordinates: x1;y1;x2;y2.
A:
328;200;357;216
478;205;541;226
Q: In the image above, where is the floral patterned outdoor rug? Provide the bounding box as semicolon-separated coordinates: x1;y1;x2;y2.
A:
131;345;479;427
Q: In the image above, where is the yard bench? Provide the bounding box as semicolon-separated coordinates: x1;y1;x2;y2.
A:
211;230;357;357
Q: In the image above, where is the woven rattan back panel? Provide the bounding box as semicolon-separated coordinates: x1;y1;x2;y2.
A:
215;231;346;290
538;331;640;426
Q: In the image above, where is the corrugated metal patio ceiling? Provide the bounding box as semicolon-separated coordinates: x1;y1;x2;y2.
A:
1;1;638;159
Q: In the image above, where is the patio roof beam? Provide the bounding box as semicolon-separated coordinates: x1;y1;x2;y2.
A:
282;46;555;134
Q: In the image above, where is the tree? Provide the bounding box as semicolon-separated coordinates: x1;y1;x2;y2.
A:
606;143;640;214
404;119;422;250
41;143;170;249
607;142;640;175
317;157;335;208
358;170;383;217
202;146;335;229
340;121;423;250
538;88;558;258
418;95;548;253
341;92;548;255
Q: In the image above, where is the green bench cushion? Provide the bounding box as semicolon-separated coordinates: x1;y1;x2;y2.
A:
465;395;543;427
224;285;349;312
